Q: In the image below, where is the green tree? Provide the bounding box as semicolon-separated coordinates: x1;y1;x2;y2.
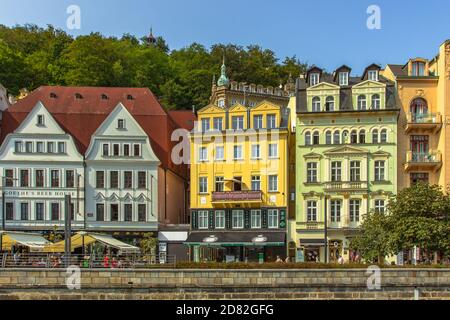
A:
140;232;158;256
0;40;30;94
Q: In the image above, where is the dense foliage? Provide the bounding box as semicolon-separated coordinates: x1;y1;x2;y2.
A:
0;24;307;109
351;183;450;263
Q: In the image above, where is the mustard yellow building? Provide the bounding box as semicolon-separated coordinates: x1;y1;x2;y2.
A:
185;101;291;262
383;40;450;190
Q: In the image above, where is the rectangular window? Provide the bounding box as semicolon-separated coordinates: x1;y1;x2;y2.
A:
35;203;44;221
215;146;224;161
21;203;29;221
339;72;349;86
113;144;120;156
233;145;243;160
58;142;65;153
213;117;223;131
117;119;125;129
368;70;378;81
20;169;29;187
215;210;225;229
201;118;210;132
198;211;208;229
123;144;130;156
124;204;133;222
232;210;244;229
36;142;44;153
96;204;105;222
330;200;341;222
375;160;385;181
102;144;109;156
350;199;361;222
269;144;278;158
138;204;146;222
5;203;14;220
269;175;278;192
96;171;105;188
134;144;140;156
253;115;263;129
251;176;261;191
251;210;262;228
51;170;59;188
47;142;55;153
51;203;59;221
138;171;146;189
35;169;44;188
199;147;208;162
307;201;317;222
267;114;276;129
110;204;119;221
350;161;361;182
215;176;224;192
25;141;33;153
331;161;342;182
5;169;14;187
232;116;244;130
307;162;318;183
124;171;133;189
310;73;319;86
14;141;22;153
268;209;279;228
199;177;208;193
251;144;261;159
110;171;119;189
375;200;385;214
66;170;75;188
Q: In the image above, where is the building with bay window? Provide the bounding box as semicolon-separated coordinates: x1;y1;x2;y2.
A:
187;99;290;262
293;64;399;263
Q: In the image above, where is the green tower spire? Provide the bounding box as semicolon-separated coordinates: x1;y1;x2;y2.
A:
217;56;230;87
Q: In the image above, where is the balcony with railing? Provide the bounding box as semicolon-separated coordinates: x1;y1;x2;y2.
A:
323;181;368;193
211;190;263;203
404;150;442;172
328;216;361;230
405;112;442;133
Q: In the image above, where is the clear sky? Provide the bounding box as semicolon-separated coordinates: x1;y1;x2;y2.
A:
1;0;449;74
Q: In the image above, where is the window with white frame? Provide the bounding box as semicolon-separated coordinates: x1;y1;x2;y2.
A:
117;119;125;129
232;116;244;130
325;96;334;111
47;142;55;153
312;96;321;112
372;94;381;109
307;162;318;183
25;141;33;153
199;177;208;193
267;114;276;129
330;200;341;222
368;70;378;81
14;141;22;153
380;129;388;143
251;144;261;159
310;73;320;86
36;141;44;153
307;201;317;222
199;147;208;162
201;118;210;132
198;211;209;229
232;210;244;229
374;200;385;214
58;142;65;154
357;95;367;110
333;130;340;144
331;161;342;182
350;161;361;182
372;129;379;143
215;146;224;161
374;160;385;181
268;175;278;192
253;115;263;129
350;199;361;222
325;131;332;144
339;72;349;86
269;143;278;158
102;144;109;156
251;210;261;228
215;176;224;192
251;175;261;191
215;210;225;229
312;131;320;145
37;114;45;126
213;117;223;131
268;209;279;228
305;132;312;145
233;145;243;160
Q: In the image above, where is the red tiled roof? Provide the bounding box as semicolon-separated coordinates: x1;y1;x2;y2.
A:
1;86;188;178
168;110;197;131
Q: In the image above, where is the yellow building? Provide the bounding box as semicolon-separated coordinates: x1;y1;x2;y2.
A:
383;40;450;190
185;101;291;262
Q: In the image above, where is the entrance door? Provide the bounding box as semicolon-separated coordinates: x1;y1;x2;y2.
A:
329;240;343;263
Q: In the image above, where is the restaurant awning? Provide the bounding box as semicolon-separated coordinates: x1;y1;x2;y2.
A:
184;231;286;246
43;231;140;254
0;231;50;252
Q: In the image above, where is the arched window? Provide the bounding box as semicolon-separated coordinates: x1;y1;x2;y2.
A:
380;129;387;143
372;129;379;143
359;130;366;144
351;130;358;144
410;98;428;121
305;132;312;145
325;96;334;111
357;95;367;110
333;130;340;144
313;131;320;145
312;97;321;112
372;94;381;109
325;131;332;144
342;130;349;144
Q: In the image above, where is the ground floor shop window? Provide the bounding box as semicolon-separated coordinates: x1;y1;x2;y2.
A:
198;210;208;229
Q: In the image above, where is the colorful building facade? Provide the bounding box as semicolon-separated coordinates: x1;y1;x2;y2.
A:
293;65;399;263
187;100;290;262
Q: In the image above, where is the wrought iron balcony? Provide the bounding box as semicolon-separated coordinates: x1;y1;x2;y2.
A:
211;190;263;203
405;151;442;172
405;113;442;133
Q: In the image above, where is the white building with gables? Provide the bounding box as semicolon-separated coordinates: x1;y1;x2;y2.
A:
84;103;159;233
0;102;85;230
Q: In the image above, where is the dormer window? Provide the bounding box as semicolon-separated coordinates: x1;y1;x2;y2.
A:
339;72;349;86
101;94;109;100
50;93;57;99
37;115;45;126
118;119;125;129
310;73;320;86
368;70;378;81
412;61;425;76
75;93;83;99
127;94;134;100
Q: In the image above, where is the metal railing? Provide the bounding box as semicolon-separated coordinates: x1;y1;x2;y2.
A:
407;151;442;163
407;112;442;124
0;252;176;269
